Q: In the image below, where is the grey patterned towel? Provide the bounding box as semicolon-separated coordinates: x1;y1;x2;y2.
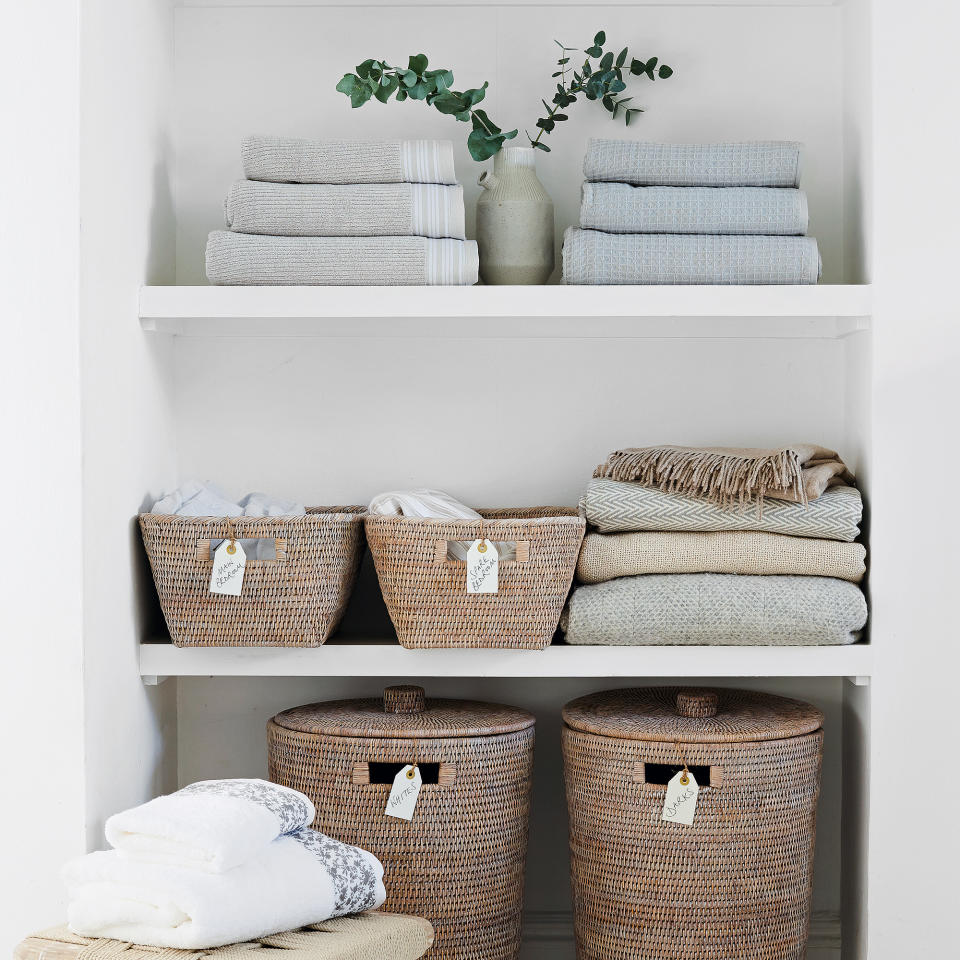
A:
580;183;808;236
205;231;478;285
242;137;457;185
225;181;466;239
584;139;802;187
563;574;867;646
562;228;821;284
583;479;862;542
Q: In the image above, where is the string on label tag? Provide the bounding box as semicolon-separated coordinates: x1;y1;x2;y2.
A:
209;520;246;596
385;763;423;821
466;537;499;594
661;745;699;826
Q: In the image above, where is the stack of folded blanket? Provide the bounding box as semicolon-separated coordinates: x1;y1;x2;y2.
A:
564;444;868;645
206;137;478;285
63;779;386;948
563;140;821;284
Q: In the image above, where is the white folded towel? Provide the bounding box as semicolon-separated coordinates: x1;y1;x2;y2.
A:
368;488;515;561
64;828;386;949
105;779;315;874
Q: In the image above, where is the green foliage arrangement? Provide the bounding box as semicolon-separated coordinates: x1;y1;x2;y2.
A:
336;31;673;162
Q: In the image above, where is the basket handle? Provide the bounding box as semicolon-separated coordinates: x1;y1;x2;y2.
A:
195;537;288;562
433;540;530;563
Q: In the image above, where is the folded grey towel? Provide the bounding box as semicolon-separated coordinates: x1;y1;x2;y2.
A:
205;232;478;285
224;181;466;240
562;228;821;284
583;479;862;542
563;574;867;646
580;183;808;236
584;139;802;187
242;137;457;185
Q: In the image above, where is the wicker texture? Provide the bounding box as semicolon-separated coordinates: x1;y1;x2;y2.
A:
140;507;365;646
19;916;434;960
268;691;536;960
365;508;585;649
562;686;823;960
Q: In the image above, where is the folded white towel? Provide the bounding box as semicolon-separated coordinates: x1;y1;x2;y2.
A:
105;779;315;874
368;488;515;561
64;828;386;949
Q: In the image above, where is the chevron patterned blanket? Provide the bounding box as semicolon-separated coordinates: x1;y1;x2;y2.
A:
563;574;868;646
582;479;862;542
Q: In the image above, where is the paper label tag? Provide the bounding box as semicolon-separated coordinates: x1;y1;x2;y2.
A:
209;539;246;596
466;539;499;594
661;769;699;826
385;764;423;821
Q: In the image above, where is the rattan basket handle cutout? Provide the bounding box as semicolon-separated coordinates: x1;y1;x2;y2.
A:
383;685;426;714
675;690;719;719
433;540;530;563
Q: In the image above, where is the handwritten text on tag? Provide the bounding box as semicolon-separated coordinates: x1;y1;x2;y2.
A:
385;764;423;821
661;769;699;826
210;539;246;596
466;539;499;594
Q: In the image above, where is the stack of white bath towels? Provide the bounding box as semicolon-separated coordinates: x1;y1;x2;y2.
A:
563;139;821;284
63;779;386;948
206;137;478;285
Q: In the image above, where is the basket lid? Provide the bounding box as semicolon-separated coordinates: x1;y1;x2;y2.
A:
562;687;823;743
271;685;536;739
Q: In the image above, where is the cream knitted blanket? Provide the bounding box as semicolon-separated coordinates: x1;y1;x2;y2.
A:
242;137;457;185
583;479;862;541
205;232;478;285
563;574;867;646
577;530;866;584
225;182;466;239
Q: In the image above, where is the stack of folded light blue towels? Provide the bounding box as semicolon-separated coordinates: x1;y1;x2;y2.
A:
563;139;821;284
206;136;478;285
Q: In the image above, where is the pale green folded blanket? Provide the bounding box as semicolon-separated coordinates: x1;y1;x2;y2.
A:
583;479;862;542
563;574;867;646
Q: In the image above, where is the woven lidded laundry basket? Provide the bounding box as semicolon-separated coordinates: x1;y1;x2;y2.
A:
139;508;365;646
365;507;585;648
268;685;535;960
562;687;824;960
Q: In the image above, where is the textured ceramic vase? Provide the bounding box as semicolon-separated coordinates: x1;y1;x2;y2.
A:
476;146;555;284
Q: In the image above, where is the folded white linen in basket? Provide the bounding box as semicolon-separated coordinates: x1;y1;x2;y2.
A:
150;483;306;560
105;779;315;873
242;136;458;185
225;181;466;240
64;828;386;949
205;232;479;286
369;488;515;561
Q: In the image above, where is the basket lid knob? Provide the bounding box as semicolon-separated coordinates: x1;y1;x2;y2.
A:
383;685;426;714
675;689;719;719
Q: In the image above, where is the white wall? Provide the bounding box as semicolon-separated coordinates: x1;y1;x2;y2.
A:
79;0;180;847
0;1;85;949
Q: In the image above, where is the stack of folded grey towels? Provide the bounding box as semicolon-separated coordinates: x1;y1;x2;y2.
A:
563;139;821;284
206;137;478;285
563;443;868;646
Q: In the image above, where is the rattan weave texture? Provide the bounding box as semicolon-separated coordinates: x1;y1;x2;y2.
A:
140;507;365;646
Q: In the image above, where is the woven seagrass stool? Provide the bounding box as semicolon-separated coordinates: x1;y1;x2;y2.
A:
562;686;824;960
16;915;434;960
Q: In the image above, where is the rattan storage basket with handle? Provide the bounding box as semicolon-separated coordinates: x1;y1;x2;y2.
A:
562;686;824;960
364;507;585;648
268;685;536;960
139;507;365;646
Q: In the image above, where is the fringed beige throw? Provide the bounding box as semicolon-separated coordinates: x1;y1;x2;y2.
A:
593;444;853;507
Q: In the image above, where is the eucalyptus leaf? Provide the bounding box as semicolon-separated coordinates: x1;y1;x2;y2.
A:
349;83;373;108
616;47;628;68
407;53;428;74
594;31;606;45
585;46;602;58
335;74;356;95
374;75;399;102
658;64;673;79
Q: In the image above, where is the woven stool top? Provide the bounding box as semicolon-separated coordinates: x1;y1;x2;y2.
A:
17;916;434;960
272;686;535;739
563;686;823;743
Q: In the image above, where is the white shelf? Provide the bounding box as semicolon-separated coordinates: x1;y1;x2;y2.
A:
139;285;871;339
140;640;873;683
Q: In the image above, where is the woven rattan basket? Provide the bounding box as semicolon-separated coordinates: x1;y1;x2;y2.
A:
268;685;536;960
140;507;365;646
562;687;824;960
365;507;585;648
